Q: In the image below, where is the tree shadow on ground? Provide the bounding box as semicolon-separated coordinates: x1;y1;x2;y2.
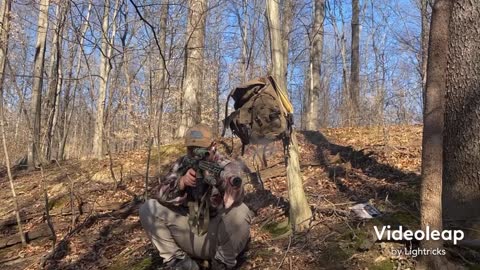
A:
44;197;142;270
301;130;420;204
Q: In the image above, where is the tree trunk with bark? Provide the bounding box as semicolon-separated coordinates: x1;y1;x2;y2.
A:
420;0;430;95
241;0;248;83
93;1;111;159
281;0;294;91
0;0;11;89
266;0;312;231
443;0;480;236
0;0;26;246
58;0;92;160
349;0;360;125
156;0;169;146
177;0;207;137
419;0;453;268
45;2;69;161
28;0;50;168
266;0;286;90
305;0;325;130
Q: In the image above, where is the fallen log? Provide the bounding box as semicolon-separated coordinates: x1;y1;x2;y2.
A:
0;212;40;230
0;200;127;234
0;223;52;249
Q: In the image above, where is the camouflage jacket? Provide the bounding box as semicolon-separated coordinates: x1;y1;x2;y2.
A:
153;151;246;215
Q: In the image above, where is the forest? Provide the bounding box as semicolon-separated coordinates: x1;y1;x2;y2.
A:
0;0;479;269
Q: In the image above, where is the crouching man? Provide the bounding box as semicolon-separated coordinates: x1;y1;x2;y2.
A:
139;124;253;270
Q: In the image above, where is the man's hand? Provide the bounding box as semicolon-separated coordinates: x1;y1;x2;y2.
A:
179;168;196;190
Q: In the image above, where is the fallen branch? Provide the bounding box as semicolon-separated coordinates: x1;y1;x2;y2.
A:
254;161;324;180
0;223;51;249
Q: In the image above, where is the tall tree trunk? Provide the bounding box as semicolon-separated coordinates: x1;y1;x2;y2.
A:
301;62;310;130
306;0;325;130
93;0;111;159
349;0;360;125
214;59;221;135
58;50;74;161
0;0;11;91
241;0;248;83
266;0;312;231
329;4;349;127
59;0;92;160
45;2;68;160
420;0;430;96
177;0;207;137
122;47;134;149
0;0;26;246
156;0;169;145
443;0;480;235
266;0;286;91
419;0;453;269
281;0;294;91
28;0;50;168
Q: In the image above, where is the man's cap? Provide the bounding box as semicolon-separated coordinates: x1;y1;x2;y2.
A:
185;124;214;147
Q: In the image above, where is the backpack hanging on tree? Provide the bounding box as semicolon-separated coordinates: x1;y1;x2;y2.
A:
222;75;294;154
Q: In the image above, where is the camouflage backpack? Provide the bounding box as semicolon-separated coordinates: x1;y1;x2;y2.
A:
222;75;294;154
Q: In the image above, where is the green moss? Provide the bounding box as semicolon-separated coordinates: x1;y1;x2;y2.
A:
369;260;395;270
261;219;291;238
390;190;419;205
338;228;372;251
320;242;354;265
48;195;69;210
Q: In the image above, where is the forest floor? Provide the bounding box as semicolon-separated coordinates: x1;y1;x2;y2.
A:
0;125;477;270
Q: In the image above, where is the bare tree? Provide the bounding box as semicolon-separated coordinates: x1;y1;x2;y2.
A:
92;1;111;159
0;0;26;246
328;2;349;126
28;0;50;168
419;0;453;268
156;0;169;145
305;0;325;130
45;2;69;160
266;0;312;231
266;0;285;90
177;0;208;137
349;0;360;125
93;0;120;158
58;0;93;160
420;0;430;94
0;0;11;89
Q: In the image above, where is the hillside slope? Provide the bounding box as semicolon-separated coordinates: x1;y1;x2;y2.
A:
0;125;453;270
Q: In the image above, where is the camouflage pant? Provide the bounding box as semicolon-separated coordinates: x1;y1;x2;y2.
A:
139;199;253;268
